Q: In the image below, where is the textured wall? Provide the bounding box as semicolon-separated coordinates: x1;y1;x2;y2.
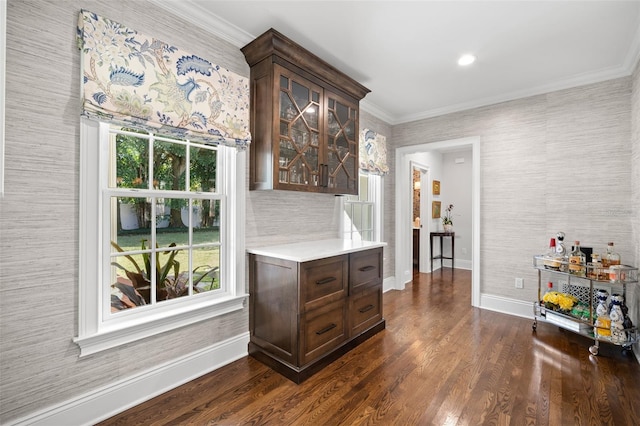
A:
392;77;634;303
631;60;639;356
359;110;394;277
0;1;252;422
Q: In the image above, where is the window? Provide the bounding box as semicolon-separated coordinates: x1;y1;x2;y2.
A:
342;173;383;242
75;120;247;356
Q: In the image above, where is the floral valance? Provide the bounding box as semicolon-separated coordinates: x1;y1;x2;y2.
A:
77;10;251;148
359;129;389;175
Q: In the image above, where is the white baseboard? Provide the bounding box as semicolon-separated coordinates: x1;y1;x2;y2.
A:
480;293;534;319
11;332;250;426
431;258;472;271
383;276;396;293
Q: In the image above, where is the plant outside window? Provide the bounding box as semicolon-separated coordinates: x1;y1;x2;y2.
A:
108;126;222;312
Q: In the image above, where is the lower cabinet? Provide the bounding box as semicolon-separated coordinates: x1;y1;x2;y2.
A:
248;246;385;383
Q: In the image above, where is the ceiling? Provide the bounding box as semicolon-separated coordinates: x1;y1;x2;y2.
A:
154;1;640;125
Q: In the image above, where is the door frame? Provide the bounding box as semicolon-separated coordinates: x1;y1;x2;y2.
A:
394;136;481;307
410;161;431;273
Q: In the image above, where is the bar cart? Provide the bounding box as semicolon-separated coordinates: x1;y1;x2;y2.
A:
532;255;638;356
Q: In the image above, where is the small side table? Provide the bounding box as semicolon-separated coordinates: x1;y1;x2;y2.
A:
430;232;455;272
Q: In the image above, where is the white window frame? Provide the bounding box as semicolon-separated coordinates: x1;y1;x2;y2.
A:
75;119;248;356
341;172;383;242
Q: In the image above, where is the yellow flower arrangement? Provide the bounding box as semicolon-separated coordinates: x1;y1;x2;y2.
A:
543;291;578;311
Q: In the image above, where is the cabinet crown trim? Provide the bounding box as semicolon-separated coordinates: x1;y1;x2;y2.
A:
241;28;370;100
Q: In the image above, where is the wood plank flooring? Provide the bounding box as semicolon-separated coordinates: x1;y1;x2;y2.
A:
99;268;640;425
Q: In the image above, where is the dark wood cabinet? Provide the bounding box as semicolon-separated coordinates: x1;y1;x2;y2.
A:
241;28;370;195
248;244;385;383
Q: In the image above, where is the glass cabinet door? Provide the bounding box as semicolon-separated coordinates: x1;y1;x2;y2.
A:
325;91;358;194
276;66;322;189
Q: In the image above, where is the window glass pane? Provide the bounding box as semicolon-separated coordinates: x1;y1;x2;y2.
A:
112;197;152;250
154;140;186;191
193;247;220;294
190;146;217;193
111;252;150;312
113;132;149;189
197;200;220;243
353;203;362;230
363;204;373;230
157;248;189;302
157;197;190;246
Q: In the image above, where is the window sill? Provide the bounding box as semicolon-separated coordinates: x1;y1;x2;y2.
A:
74;294;248;357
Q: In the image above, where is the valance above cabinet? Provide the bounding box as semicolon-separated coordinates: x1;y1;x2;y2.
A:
241;28;370;195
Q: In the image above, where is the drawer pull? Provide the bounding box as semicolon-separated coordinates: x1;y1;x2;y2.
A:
359;304;375;313
359;265;376;272
316;323;337;335
316;276;337;285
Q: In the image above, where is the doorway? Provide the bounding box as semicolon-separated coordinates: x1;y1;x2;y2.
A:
394;136;480;307
411;162;430;273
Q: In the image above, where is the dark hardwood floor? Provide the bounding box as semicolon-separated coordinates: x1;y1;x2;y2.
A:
99;268;640;425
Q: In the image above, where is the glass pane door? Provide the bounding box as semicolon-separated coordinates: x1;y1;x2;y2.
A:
326;92;358;194
277;67;321;188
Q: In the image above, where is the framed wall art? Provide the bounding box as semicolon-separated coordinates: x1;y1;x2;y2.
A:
432;201;441;219
432;180;440;195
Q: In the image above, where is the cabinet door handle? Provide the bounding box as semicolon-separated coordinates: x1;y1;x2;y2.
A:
359;304;375;313
316;323;337;335
320;164;329;187
359;265;376;272
316;276;337;285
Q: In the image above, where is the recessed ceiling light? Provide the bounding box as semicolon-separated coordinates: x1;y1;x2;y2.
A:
458;54;476;66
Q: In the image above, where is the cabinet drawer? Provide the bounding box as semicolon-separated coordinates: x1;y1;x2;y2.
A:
350;247;383;293
301;299;347;364
350;287;382;336
301;255;348;310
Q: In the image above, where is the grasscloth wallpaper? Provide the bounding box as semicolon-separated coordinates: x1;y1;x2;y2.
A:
392;77;635;302
1;0;639;423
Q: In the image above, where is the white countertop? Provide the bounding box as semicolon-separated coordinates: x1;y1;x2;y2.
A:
247;239;386;263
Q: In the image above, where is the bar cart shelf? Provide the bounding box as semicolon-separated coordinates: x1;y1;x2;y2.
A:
532;255;638;356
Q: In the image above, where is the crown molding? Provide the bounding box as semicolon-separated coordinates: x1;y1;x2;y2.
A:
394;62;635;125
150;0;254;47
151;0;640;127
623;8;640;74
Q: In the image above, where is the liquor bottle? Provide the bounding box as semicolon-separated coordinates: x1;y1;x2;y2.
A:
605;242;621;266
568;241;586;277
588;253;604;280
543;238;561;270
555;232;568;272
541;281;554;308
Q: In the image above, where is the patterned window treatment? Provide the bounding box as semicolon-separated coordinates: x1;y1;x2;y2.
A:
77;10;251;148
359;129;389;175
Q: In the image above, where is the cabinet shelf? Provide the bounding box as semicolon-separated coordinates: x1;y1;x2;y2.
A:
532;255;638;356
